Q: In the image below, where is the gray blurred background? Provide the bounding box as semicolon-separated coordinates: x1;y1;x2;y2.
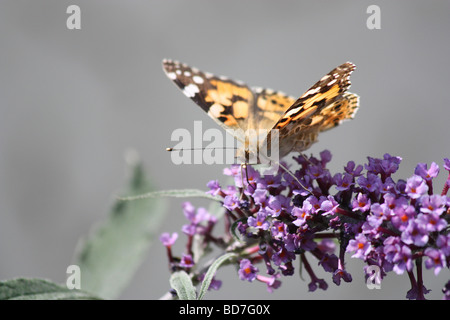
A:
0;0;449;299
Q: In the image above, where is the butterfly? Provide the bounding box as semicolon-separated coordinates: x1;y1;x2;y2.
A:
162;59;359;166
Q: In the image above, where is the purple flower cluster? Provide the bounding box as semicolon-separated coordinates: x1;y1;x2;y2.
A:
160;202;222;291
162;151;450;299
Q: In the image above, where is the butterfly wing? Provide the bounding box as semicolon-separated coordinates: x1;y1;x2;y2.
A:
163;59;359;160
250;87;296;131
272;62;359;156
162;59;255;141
317;92;359;131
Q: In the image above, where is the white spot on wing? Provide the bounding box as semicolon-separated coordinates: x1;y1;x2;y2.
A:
183;83;200;98
193;75;204;84
304;87;320;96
327;79;337;86
284;108;300;118
253;86;263;93
167;72;176;80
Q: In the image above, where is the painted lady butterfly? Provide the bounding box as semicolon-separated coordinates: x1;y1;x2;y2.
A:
163;59;359;163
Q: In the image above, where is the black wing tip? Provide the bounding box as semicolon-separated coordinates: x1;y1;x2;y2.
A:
162;58;177;68
162;59;192;73
342;61;356;71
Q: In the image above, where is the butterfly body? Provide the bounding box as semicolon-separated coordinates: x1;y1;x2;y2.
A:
163;59;359;161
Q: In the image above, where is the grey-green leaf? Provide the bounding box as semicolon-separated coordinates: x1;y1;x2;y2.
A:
118;188;221;202
198;252;237;300
169;271;197;300
0;278;101;300
74;153;168;299
207;200;226;219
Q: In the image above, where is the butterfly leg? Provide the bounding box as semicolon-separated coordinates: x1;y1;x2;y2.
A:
274;160;313;196
239;163;257;200
239;164;246;200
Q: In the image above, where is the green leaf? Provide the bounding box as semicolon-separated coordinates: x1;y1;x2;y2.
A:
0;278;101;300
191;201;226;264
74;152;168;299
298;254;305;281
169;271;197;300
118;188;221;202
230;217;247;242
207;200;225;219
191;234;208;265
198;252;237;300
